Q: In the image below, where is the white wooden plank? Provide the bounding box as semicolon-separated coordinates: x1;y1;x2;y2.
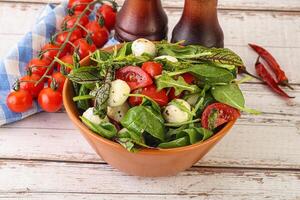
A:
0;160;299;200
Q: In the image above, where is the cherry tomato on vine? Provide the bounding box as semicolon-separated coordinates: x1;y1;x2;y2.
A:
71;38;97;59
47;72;66;93
97;4;116;31
129;85;169;107
38;88;63;112
116;66;153;90
26;58;52;78
55;29;83;45
201;102;240;130
141;61;163;77
19;74;44;98
84;21;109;48
61;14;89;35
6;90;33;113
41;43;67;62
56;54;73;73
67;0;94;14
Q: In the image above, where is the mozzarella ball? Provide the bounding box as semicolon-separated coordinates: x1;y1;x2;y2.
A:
82;107;105;124
132;38;156;57
155;55;178;63
107;103;129;123
163;99;191;123
108;79;131;107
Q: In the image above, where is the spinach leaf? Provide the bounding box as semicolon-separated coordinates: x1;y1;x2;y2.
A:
211;83;260;114
80;116;117;139
118;128;150;149
68;66;101;84
158;136;189;149
121;106;165;141
176;127;213;144
156;74;200;96
76;85;90;111
116;138;137;152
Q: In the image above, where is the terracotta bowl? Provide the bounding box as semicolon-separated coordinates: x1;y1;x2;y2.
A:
63;45;236;177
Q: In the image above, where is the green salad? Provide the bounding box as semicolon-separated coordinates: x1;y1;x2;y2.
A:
66;38;258;152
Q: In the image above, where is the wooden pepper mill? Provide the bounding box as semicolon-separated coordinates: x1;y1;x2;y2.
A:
114;0;168;42
171;0;224;48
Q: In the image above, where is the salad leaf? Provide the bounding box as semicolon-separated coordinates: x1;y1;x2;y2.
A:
211;83;260;114
76;85;90;111
116;42;133;58
80;116;117;139
121;106;165;141
158;137;189;149
116;138;137;152
68;66;101;84
156;74;200;96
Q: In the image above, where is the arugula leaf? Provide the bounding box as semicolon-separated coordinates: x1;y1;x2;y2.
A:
156;74;199;96
211;83;261;114
68;66;101;84
121;106;165;141
80;116;117;139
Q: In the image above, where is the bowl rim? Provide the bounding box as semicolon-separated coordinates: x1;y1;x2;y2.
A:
63;43;237;155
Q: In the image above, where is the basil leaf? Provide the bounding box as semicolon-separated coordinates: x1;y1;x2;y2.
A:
211;83;260;114
121;106;165;141
68;66;101;84
80;116;117;139
158;136;189;149
156;74;199;96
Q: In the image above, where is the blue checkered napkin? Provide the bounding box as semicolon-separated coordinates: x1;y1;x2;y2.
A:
0;2;118;126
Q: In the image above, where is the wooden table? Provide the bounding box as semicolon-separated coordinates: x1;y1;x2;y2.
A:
1;0;300;199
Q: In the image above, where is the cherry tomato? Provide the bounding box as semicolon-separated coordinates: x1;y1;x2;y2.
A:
129;85;168;107
97;4;116;30
61;14;89;35
168;73;196;100
56;54;73;73
47;72;66;93
19;74;44;98
116;66;153;90
67;0;94;14
38;88;63;112
84;21;109;48
55;29;82;45
141;61;163;77
71;38;97;59
41;43;67;63
201;103;240;130
26;58;52;77
6;90;33;112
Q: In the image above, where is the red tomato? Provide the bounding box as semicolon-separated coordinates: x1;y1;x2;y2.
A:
97;4;116;30
26;58;52;77
61;14;89;35
38;88;63;112
71;38;97;59
201;103;240;130
56;54;73;73
129;85;168;107
48;72;66;93
19;74;44;98
55;29;82;45
67;0;94;14
116;66;153;90
141;61;163;77
84;21;109;48
41;43;67;62
168;73;196;100
6;90;33;112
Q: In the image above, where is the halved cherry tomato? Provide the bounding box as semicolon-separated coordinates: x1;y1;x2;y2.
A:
97;4;116;30
168;73;196;100
201;102;240;130
19;74;44;98
41;43;67;63
84;21;109;47
38;88;63;112
48;72;66;93
56;54;73;73
61;14;89;35
129;85;168;107
6;90;33;112
26;58;51;78
71;38;97;59
141;61;163;77
116;66;153;90
67;0;94;14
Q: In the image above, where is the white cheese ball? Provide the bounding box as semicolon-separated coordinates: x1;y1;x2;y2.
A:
107;103;129;123
155;55;178;63
82;107;105;124
163;99;191;123
108;79;131;107
132;38;156;57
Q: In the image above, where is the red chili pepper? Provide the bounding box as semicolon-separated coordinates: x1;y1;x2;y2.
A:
255;57;294;99
249;43;293;90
